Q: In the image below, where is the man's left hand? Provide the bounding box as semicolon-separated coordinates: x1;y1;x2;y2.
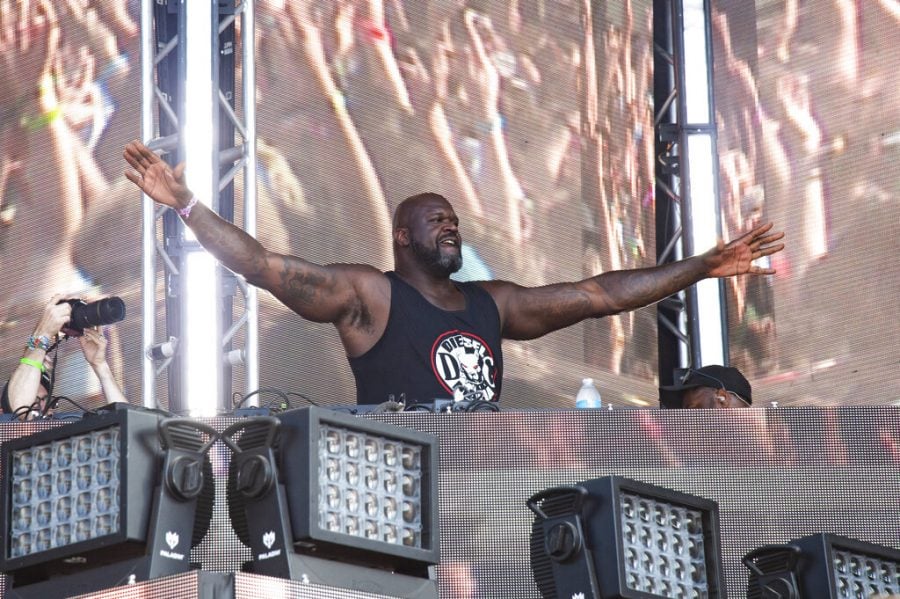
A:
704;222;785;278
79;327;107;367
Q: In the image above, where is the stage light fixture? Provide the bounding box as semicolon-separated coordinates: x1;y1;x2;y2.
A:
0;404;216;599
223;407;439;598
147;336;179;361
744;534;900;599
743;544;801;599
528;476;726;599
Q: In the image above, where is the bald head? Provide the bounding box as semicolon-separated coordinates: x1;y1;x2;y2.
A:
393;192;451;231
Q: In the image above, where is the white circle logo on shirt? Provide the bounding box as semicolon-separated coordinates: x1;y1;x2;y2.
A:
431;330;497;402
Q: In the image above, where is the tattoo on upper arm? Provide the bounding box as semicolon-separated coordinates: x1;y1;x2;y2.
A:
195;213;268;277
279;265;328;306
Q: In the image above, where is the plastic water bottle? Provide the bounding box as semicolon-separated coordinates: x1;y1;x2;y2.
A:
575;378;603;409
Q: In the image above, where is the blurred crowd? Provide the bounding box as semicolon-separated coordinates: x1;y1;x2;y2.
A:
711;0;900;401
1;0;896;408
251;0;660;385
1;0;141;405
0;8;896;599
0;0;665;407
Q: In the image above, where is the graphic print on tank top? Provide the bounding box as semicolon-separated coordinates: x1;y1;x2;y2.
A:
431;330;498;402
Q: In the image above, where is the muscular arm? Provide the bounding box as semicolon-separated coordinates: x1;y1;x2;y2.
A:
183;201;371;325
189;203;388;355
484;222;784;340
124;140;390;352
484;255;710;340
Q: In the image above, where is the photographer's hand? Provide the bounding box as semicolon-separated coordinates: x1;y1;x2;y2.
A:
33;294;74;341
80;327;127;404
5;294;71;417
79;326;106;367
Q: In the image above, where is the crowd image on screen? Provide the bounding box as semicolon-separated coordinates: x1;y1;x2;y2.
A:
1;0;139;410
0;5;898;599
245;0;665;406
1;0;896;410
711;0;900;404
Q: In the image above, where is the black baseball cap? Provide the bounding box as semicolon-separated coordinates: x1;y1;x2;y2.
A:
659;365;752;409
1;370;53;414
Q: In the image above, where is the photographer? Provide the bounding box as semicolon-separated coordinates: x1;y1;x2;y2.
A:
1;295;126;420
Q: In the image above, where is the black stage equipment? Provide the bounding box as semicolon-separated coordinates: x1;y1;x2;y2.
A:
223;407;440;598
0;404;215;598
528;475;726;599
744;534;900;599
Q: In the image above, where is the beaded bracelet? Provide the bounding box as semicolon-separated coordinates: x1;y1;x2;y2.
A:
176;195;199;219
26;334;53;352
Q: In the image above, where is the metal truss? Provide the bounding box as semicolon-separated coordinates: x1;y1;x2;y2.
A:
653;0;727;387
140;0;257;413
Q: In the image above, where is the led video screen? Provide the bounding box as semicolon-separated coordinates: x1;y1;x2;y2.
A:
6;408;897;597
0;1;895;410
0;1;658;410
710;0;900;405
247;0;659;409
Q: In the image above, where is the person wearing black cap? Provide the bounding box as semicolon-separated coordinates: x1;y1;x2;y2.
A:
659;365;752;409
2;294;127;420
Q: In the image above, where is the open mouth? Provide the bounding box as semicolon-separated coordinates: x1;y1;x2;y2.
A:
439;236;460;248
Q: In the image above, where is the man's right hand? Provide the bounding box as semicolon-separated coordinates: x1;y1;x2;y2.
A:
123;141;194;211
33;294;73;340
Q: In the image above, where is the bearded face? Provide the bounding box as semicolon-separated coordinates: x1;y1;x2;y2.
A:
410;236;463;277
395;194;463;277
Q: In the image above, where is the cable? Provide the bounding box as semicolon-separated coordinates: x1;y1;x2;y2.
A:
45;395;94;418
285;391;318;407
460;400;500;413
261;394;291;412
12;404;35;420
233;387;290;410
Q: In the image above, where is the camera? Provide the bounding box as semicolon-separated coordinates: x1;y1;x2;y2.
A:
59;297;126;336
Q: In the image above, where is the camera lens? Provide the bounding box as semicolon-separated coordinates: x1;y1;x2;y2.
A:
69;297;126;332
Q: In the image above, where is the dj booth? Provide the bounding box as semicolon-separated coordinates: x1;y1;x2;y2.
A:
1;406;897;598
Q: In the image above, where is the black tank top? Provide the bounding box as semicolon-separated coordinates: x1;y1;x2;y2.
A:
349;272;504;405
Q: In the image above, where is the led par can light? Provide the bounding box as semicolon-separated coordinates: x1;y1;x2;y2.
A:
228;406;440;577
1;408;151;574
529;476;726;599
791;533;900;598
0;404;215;597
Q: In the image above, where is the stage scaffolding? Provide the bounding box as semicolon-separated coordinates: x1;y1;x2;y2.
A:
654;0;728;387
139;0;258;414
